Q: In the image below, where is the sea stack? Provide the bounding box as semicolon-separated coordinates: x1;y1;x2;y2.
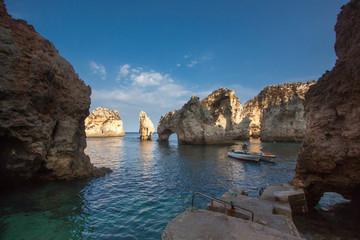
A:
244;81;316;142
139;111;155;140
157;88;250;144
293;0;360;207
0;0;110;184
85;107;125;138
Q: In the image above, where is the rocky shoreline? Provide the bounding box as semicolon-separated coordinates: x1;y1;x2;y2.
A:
157;82;314;144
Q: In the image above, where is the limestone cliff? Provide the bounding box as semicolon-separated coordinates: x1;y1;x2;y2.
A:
85;107;125;138
0;0;110;184
293;0;360;207
157;88;250;144
244;81;316;142
139;111;155;140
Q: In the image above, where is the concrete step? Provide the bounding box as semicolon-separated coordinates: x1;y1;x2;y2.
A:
162;208;304;240
205;191;300;237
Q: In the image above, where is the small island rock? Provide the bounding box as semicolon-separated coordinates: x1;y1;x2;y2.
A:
139;111;155;140
85;107;125;138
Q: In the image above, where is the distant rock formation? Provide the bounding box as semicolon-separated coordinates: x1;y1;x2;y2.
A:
139;111;155;140
0;0;110;184
85;107;125;138
293;0;360;207
244;81;316;142
157;88;250;144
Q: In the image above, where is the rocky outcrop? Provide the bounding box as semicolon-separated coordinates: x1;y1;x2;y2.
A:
292;0;360;207
139;111;155;140
0;0;110;185
157;88;250;144
85;107;125;138
244;81;316;142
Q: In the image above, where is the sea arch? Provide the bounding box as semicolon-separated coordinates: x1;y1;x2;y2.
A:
157;128;175;142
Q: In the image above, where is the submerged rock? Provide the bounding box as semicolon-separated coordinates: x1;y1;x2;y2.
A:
0;0;110;185
139;111;155;140
293;0;360;207
85;107;125;138
244;81;315;142
157;88;250;144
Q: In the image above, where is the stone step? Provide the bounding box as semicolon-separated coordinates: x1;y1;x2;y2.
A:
162;208;304;240
205;191;300;237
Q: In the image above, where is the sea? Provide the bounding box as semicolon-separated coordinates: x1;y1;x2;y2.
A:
0;132;349;240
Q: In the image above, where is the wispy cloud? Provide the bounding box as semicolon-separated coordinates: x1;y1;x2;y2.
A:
90;61;106;81
201;54;213;61
133;71;165;86
121;64;130;76
176;63;181;67
116;64;176;87
91;64;195;131
187;60;198;68
116;64;131;81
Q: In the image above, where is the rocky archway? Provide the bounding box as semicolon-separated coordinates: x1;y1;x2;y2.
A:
157;128;175;142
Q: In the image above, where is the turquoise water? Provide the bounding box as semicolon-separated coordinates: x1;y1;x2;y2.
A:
0;133;301;239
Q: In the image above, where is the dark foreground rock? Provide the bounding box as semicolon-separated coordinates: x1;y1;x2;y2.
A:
0;0;111;186
293;0;360;207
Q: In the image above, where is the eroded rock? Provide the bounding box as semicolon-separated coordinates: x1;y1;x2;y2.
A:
244;81;315;142
0;0;110;184
292;0;360;207
85;107;125;138
157;88;250;144
139;111;155;140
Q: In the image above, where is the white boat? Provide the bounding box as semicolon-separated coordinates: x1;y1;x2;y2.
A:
227;151;261;162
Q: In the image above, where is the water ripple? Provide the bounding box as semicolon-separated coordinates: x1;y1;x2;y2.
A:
0;134;301;239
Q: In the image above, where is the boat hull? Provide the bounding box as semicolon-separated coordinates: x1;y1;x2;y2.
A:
227;152;260;162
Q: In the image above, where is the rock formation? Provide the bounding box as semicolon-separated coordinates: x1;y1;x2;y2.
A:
85;107;125;138
139;111;155;140
244;81;316;142
157;88;250;144
292;0;360;207
0;0;110;185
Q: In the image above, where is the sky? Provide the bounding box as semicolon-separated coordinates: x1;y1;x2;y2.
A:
6;0;349;132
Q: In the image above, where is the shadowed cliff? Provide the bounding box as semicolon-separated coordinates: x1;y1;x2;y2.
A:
0;0;111;186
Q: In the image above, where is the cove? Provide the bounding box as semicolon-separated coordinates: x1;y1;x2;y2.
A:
0;133;300;239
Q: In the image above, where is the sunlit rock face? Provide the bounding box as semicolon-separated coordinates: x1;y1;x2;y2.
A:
139;111;155;140
293;0;360;207
0;0;110;184
85;107;125;138
157;88;250;144
244;81;316;142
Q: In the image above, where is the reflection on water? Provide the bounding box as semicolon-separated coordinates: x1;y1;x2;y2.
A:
139;140;155;162
0;133;302;240
85;137;125;168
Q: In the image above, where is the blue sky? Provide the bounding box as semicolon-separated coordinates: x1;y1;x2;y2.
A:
6;0;348;131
